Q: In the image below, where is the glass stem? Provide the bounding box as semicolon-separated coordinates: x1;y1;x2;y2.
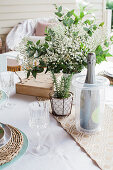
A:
6;91;10;105
36;131;41;151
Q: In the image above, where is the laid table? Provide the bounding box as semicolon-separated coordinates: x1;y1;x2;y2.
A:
0;73;113;170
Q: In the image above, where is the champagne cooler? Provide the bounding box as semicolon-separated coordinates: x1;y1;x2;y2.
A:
72;53;110;134
72;75;109;134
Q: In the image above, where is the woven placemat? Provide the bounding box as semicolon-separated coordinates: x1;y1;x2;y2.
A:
0;125;23;166
52;105;113;170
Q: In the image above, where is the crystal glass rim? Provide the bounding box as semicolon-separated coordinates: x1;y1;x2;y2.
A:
29;101;49;111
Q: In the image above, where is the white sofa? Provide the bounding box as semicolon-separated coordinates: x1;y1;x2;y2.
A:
0;17;56;71
6;17;56;52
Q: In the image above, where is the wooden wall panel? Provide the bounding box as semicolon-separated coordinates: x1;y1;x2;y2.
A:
0;0;106;51
0;0;76;35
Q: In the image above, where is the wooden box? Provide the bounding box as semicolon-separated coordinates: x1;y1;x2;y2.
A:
16;72;61;98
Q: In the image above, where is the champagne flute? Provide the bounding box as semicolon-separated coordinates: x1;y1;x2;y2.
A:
0;72;15;108
0;90;8;110
28;101;50;156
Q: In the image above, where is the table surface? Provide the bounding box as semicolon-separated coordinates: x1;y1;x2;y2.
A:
0;74;113;170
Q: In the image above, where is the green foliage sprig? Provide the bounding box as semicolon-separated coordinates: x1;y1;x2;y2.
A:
52;72;72;99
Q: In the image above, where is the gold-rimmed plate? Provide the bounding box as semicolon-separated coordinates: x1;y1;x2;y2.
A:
0;126;4;141
0;123;12;148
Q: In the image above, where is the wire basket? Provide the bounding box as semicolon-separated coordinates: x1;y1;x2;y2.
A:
49;92;73;116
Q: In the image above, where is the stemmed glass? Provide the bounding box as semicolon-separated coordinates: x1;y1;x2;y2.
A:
0;90;8;110
28;101;50;156
0;72;15;108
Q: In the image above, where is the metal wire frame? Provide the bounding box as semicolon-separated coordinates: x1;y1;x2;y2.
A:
49;91;73;116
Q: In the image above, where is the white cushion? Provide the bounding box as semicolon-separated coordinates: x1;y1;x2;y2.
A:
6;17;56;51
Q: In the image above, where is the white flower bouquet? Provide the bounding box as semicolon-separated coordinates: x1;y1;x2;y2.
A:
17;5;113;77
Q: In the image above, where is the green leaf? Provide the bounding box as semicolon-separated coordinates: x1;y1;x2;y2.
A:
95;45;109;64
80;11;84;19
58;6;62;12
44;42;49;48
93;24;97;30
110;36;113;42
27;70;31;78
104;41;109;47
88;30;92;36
67;18;74;26
74;17;79;24
83;27;89;31
84;19;94;25
73;31;79;36
27;41;33;45
39;59;46;67
32;70;37;78
96;45;103;53
105;53;112;57
63;19;68;26
45;36;51;41
73;12;78;18
55;12;63;17
80;42;84;48
67;11;71;17
37;67;44;73
99;22;104;27
67;9;74;17
36;40;40;46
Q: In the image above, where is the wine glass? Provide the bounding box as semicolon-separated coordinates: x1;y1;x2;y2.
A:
0;72;15;107
0;90;8;110
28;101;50;156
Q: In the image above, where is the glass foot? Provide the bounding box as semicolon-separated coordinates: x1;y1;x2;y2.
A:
28;143;49;156
5;102;16;108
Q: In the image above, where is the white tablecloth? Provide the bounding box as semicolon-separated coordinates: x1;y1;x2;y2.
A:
0;74;113;170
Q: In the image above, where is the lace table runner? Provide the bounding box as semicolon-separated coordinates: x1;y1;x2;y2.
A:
53;105;113;170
